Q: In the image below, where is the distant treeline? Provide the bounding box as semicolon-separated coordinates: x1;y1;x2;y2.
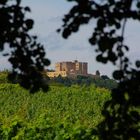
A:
0;71;117;90
48;75;117;90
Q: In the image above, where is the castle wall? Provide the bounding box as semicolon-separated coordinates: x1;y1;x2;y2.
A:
47;71;67;78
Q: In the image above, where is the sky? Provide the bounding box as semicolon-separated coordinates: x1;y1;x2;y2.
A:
0;0;140;77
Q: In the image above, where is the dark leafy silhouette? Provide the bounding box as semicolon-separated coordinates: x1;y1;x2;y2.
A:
59;0;140;139
0;0;50;93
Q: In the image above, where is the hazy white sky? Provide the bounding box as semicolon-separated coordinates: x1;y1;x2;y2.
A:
0;0;140;77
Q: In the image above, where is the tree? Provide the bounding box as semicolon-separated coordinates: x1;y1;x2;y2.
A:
0;0;50;93
59;0;140;139
101;75;110;80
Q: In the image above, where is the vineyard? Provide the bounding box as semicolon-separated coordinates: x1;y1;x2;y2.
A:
0;83;111;139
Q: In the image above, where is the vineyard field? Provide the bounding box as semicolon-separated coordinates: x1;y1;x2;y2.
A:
0;83;111;139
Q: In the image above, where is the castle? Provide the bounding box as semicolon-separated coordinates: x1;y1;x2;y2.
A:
47;60;88;78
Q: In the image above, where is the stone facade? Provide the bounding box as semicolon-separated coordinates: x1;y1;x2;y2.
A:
47;60;88;78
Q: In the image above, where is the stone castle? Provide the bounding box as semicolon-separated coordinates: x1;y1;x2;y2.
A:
47;60;88;78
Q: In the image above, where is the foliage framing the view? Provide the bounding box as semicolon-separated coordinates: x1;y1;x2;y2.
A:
59;0;140;139
0;0;50;93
